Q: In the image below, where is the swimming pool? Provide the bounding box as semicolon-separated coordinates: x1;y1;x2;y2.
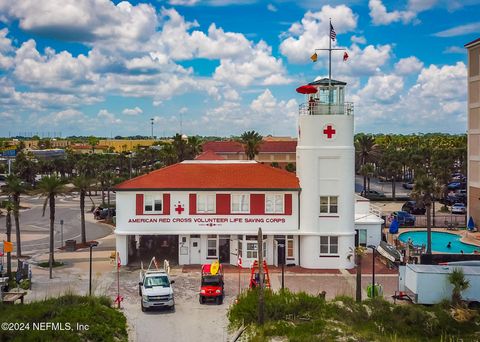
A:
398;231;480;254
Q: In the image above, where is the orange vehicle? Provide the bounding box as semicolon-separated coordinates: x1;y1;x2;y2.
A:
199;263;224;305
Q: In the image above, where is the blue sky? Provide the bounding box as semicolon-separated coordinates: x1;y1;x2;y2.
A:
0;0;479;138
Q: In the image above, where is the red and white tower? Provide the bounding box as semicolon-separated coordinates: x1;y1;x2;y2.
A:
297;78;355;269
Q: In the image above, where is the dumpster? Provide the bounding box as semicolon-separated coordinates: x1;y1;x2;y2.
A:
65;239;76;252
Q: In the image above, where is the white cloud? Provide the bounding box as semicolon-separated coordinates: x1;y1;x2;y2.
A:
407;0;438;12
354;62;467;133
333;43;392;77
179;106;188;114
97;109;121;124
433;22;480;37
368;0;416;25
169;0;200;5
36;109;89;127
122;107;143;116
0;0;157;44
443;46;465;54
413;62;467;101
279;5;358;63
351;35;366;44
267;4;277;12
394;56;424;75
355;74;404;104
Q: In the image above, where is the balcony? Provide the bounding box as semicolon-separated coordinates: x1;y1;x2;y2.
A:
299;102;354;116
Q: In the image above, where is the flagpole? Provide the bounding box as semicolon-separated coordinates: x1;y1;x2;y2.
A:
329;18;332;87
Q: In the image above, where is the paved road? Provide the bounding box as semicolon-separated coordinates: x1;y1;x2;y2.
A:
0;193;112;255
355;175;411;197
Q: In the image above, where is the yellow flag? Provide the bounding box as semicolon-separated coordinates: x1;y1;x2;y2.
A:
3;241;13;253
310;52;318;62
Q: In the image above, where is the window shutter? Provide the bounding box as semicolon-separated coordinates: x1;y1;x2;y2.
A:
136;194;144;215
216;194;231;214
189;194;197;214
284;194;292;215
250;194;265;215
163;193;170;215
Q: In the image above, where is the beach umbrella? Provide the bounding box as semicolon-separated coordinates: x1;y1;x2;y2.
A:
389;218;399;234
296;85;318;94
467;216;475;231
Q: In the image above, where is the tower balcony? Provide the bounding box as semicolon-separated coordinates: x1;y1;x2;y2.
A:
299;101;354;116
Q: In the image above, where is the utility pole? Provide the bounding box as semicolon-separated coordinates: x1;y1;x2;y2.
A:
257;227;264;325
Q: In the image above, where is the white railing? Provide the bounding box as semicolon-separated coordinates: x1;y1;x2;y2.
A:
299;102;354;116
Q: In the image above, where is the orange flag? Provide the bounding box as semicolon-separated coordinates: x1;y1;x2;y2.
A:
310;52;318;62
3;241;13;253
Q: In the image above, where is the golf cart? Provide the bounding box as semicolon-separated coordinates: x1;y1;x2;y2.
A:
199;261;224;305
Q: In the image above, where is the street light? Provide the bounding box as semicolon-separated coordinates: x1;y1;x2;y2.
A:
150;118;154;139
367;244;376;298
89;241;99;296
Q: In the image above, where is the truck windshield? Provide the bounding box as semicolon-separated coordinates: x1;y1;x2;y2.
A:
145;275;170;287
202;276;222;286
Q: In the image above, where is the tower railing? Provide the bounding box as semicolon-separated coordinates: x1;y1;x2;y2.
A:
299;102;354;116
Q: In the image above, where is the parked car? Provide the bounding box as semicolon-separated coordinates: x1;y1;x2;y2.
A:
451;203;467;214
401;201;426;215
402;182;414;190
447;182;466;190
95;208;116;220
361;190;386;199
391;211;416;226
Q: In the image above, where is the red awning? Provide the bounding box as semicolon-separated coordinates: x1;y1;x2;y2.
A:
296;85;317;94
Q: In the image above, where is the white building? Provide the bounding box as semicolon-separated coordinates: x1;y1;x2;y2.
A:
114;78;383;268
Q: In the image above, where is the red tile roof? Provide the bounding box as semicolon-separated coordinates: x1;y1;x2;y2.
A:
259;141;297;153
202;140;297;154
194;150;226;160
115;161;300;190
202;141;244;153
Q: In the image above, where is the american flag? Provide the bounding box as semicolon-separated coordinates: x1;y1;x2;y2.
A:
330;23;336;41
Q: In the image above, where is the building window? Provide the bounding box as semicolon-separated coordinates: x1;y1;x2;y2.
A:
320;236;339;255
246;241;267;259
197;194;215;213
265;194;284;213
207;235;217;258
320;196;338;214
287;235;294;259
144;195;163;214
231;194;250;213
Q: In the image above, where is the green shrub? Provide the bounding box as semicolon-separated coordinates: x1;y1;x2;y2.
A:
229;290;480;341
0;295;127;341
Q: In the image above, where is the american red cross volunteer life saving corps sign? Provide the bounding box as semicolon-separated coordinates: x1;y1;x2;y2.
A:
127;217;287;226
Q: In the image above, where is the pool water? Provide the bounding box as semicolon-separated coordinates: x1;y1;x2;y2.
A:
398;231;480;254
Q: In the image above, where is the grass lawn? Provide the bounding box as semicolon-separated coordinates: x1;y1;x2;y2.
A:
0;295;127;342
229;289;480;342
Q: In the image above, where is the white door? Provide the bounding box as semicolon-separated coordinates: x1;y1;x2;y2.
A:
190;237;201;264
273;240;278;267
230;238;238;265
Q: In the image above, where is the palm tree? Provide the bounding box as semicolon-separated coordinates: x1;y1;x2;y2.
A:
359;163;374;195
354;134;378;170
412;175;439;254
72;176;94;244
448;268;470;306
4;175;25;257
5;202;13;277
240;130;263;160
37;176;67;279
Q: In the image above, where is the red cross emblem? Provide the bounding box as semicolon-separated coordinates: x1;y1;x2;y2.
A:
174;202;185;215
323;125;336;139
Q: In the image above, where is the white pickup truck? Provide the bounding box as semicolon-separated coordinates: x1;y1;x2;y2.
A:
138;270;175;312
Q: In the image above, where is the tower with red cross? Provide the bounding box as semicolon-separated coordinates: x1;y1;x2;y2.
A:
296;78;355;269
